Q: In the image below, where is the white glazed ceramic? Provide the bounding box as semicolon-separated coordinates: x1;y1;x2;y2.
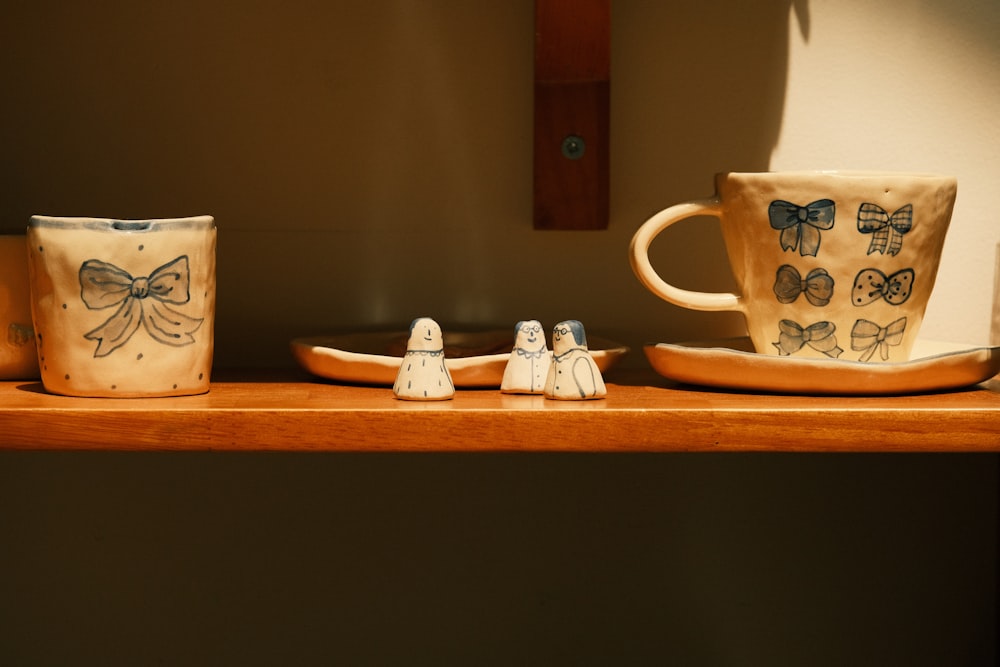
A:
544;320;606;400
500;320;549;394
290;330;629;387
992;242;999;346
630;171;957;363
645;337;1000;395
0;235;39;379
27;215;216;397
393;317;455;400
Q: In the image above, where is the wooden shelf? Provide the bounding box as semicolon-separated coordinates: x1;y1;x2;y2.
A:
2;370;998;452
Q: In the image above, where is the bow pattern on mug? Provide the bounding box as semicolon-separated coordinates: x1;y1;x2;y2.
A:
852;268;914;306
857;203;912;255
79;255;204;357
772;320;843;358
768;199;836;257
773;264;834;306
851;317;907;362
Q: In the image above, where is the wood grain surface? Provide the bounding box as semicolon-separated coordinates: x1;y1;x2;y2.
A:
2;370;998;452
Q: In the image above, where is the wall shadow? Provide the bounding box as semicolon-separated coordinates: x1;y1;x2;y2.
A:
610;0;807;354
0;1;807;368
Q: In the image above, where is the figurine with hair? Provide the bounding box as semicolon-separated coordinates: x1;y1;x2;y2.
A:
543;319;606;400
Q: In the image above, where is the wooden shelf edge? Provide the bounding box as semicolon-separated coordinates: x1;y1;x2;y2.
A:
1;371;998;452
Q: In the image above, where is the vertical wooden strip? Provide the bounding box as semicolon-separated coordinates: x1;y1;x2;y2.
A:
533;0;610;230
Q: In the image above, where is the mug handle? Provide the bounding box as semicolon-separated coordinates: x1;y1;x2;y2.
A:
628;198;744;312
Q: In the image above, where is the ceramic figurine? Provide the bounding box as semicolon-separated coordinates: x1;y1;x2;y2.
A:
500;319;550;394
543;319;606;400
393;317;454;400
26;215;216;397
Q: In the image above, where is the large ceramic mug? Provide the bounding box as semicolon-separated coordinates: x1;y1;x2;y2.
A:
27;215;216;397
629;171;957;362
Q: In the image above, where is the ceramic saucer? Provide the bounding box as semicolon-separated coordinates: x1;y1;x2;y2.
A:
292;330;629;388
645;337;1000;395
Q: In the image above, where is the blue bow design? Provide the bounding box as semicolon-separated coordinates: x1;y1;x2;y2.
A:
851;317;907;362
772;320;843;358
79;255;204;357
768;199;836;257
773;264;834;306
852;268;915;306
857;203;912;255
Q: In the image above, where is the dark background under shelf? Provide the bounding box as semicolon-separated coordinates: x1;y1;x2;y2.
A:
0;451;995;665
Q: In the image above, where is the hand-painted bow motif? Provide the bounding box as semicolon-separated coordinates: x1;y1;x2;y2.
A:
768;199;836;257
852;268;914;306
851;317;907;362
772;320;843;358
857;203;912;255
773;264;834;306
79;255;204;357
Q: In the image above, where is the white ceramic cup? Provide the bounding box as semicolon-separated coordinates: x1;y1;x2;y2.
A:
0;235;39;379
27;216;216;397
630;171;957;362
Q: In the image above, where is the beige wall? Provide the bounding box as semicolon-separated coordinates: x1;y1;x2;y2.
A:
3;2;996;367
772;0;1000;346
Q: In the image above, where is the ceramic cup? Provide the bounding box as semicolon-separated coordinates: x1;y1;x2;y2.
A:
0;235;39;379
27;215;216;397
630;171;957;362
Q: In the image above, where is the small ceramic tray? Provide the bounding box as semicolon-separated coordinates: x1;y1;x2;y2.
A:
645;337;1000;395
292;330;629;387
